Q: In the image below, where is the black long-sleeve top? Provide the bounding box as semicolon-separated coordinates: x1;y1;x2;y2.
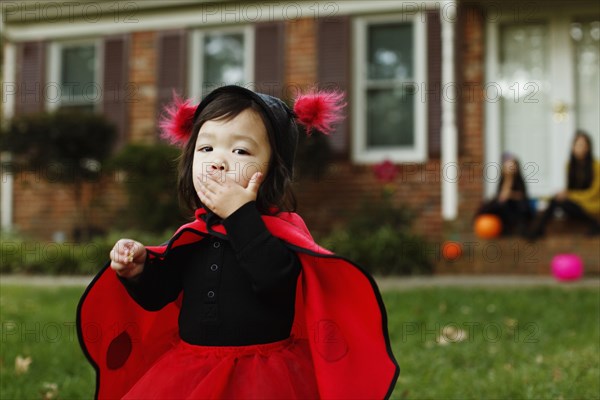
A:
118;202;301;346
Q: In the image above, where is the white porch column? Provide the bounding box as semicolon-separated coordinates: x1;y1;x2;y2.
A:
441;0;458;220
1;41;17;231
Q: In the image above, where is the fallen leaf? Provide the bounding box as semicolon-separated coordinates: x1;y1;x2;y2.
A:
553;368;562;381
504;318;518;329
437;325;468;345
535;354;544;364
41;382;59;400
15;355;32;375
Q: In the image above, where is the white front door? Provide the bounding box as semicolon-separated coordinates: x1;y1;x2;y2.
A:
486;10;600;199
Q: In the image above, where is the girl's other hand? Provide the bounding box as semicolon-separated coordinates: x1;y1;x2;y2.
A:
110;239;147;278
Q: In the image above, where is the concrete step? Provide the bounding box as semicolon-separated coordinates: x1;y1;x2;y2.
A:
436;234;600;275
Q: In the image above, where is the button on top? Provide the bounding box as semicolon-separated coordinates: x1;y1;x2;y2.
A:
210;264;219;272
207;291;215;298
213;241;221;249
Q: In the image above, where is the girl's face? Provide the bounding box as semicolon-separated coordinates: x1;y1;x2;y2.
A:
192;108;272;195
572;135;589;160
502;159;517;176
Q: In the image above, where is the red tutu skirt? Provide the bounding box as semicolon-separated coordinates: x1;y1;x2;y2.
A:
122;336;319;399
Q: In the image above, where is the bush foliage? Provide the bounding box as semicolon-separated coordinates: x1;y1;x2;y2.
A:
109;143;186;233
0;110;116;182
321;196;433;275
0;230;172;275
0;110;117;241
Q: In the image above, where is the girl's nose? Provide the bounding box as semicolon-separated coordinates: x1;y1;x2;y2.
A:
209;160;228;171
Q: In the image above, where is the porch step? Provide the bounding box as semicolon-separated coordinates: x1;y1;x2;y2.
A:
436;234;600;276
542;216;596;236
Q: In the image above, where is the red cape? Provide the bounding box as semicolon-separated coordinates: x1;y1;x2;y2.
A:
77;209;399;399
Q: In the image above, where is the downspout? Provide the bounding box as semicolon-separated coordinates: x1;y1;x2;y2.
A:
1;41;16;231
441;0;458;220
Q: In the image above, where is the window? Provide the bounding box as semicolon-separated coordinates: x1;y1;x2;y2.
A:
47;40;102;112
189;27;254;99
353;14;427;163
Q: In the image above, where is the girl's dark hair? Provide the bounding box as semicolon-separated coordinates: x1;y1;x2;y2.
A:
496;157;529;199
567;130;594;190
177;92;297;215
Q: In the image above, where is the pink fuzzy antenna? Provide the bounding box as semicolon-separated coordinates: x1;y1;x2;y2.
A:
159;93;198;145
293;90;346;135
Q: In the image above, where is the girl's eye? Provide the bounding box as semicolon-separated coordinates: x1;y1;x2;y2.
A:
198;146;212;152
233;148;250;155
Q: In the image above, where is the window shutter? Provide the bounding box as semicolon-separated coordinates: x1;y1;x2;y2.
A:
103;35;129;147
254;22;285;98
157;30;187;113
427;11;442;159
15;41;45;115
317;16;350;155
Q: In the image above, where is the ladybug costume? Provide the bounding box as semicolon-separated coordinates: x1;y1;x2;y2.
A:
77;86;399;399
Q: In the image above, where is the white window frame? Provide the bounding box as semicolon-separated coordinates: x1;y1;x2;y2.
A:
46;38;103;112
188;25;254;101
352;13;428;164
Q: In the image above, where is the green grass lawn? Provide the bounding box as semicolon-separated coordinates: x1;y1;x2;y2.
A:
0;285;95;399
386;287;600;399
1;283;598;399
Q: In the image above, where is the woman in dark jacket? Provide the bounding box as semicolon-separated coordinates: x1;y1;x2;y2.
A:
476;153;533;236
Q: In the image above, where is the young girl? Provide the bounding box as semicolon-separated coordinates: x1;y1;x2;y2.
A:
529;130;600;239
77;85;399;399
475;153;533;236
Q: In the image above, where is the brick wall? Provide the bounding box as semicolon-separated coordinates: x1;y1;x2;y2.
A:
295;162;443;240
129;31;158;144
284;18;317;95
12;171;127;240
9;16;447;243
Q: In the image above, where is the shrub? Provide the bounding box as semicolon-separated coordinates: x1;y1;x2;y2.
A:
295;129;333;180
109;144;186;233
0;110;117;241
320;197;433;276
0;230;173;275
0;110;116;174
0;231;92;275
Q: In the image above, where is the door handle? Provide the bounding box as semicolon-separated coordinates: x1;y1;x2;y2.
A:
553;101;569;122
